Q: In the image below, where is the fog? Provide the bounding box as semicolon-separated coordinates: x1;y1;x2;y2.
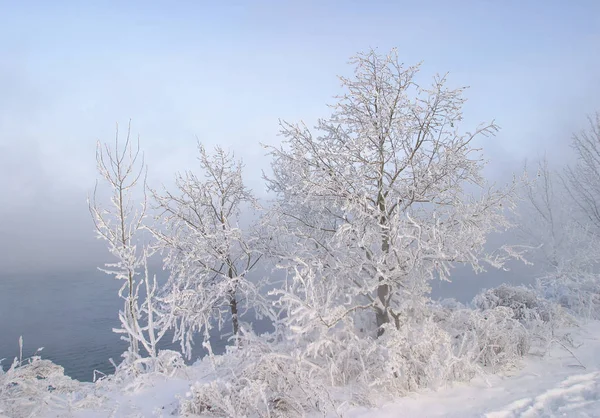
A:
1;1;599;276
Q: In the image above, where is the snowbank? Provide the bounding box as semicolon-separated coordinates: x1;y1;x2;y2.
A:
349;320;600;418
0;318;597;417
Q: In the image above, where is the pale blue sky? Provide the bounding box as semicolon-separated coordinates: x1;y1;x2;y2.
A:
1;0;599;273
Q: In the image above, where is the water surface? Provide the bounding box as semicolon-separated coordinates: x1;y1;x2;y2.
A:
0;269;256;381
0;261;530;381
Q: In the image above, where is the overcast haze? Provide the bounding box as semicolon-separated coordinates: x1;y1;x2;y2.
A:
1;0;599;275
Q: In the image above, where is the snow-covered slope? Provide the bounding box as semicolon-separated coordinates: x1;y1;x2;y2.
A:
350;321;600;418
27;321;600;417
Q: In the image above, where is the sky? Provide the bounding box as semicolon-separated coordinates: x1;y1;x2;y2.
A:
0;0;599;275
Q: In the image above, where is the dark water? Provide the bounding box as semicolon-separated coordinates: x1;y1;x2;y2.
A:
0;269;272;382
0;261;531;382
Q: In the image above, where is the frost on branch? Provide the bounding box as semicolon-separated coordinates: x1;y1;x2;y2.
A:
434;303;530;372
94;348;185;394
179;304;533;416
89;122;169;369
473;284;565;326
152;143;272;358
469;284;574;359
180;330;336;417
263;48;519;338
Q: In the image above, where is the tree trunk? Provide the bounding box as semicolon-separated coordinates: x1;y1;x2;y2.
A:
376;185;392;336
127;269;139;354
228;262;239;338
376;240;390;336
229;291;239;337
376;283;390;336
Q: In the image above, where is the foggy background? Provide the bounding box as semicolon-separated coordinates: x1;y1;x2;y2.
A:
1;0;599;275
1;0;599;380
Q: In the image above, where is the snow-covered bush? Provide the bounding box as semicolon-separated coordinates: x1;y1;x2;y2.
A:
438;298;467;311
0;339;92;418
182;354;334;417
473;284;560;325
371;319;477;392
472;284;572;346
266;263;473;397
95;349;185;393
180;307;530;417
283;306;479;396
538;272;600;320
180;329;336;417
437;306;530;371
181;320;466;416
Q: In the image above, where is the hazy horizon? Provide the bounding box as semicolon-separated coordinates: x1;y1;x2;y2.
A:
1;0;599;275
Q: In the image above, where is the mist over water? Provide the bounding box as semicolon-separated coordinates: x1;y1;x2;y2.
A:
0;269;273;382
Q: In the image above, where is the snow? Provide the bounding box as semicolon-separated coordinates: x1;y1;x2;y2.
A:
349;321;600;418
25;321;600;417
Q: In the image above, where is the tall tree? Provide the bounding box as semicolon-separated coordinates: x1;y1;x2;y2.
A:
264;49;517;336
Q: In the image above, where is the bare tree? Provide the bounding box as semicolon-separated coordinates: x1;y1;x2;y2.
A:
152;143;268;357
520;156;600;319
520;157;562;268
89;122;167;361
264;48;519;336
564;112;600;232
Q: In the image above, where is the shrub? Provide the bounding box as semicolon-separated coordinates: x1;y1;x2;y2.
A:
472;284;558;323
538;273;600;320
0;339;83;418
439;306;530;371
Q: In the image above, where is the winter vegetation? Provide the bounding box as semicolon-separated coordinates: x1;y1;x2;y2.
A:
88;125;172;372
150;144;272;358
3;48;600;417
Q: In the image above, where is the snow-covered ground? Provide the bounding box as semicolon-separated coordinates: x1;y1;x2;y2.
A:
351;321;600;418
28;320;600;418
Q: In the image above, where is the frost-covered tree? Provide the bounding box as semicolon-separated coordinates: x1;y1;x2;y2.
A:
520;157;600;318
152;143;268;357
89;122;167;361
520;158;571;269
264;49;518;336
564;112;600;233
